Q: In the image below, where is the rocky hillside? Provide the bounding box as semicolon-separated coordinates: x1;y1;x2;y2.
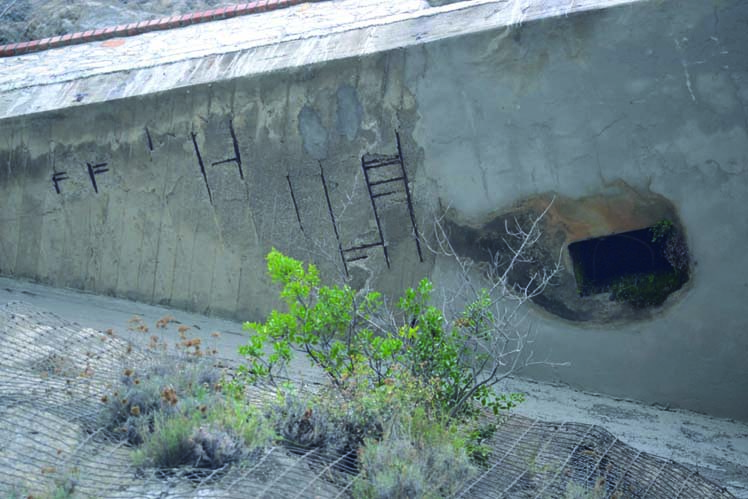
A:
0;0;235;44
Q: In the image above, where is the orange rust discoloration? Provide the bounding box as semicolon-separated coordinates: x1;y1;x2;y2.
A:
101;38;126;48
520;183;677;245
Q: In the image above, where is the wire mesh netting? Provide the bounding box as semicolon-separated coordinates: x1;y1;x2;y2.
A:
0;301;735;498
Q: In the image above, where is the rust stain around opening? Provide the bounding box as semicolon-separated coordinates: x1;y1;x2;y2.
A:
443;180;689;323
523;181;677;246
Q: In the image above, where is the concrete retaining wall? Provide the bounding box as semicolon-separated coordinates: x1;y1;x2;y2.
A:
1;0;747;419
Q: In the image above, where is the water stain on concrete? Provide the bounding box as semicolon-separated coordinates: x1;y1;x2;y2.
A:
335;84;362;141
298;105;328;160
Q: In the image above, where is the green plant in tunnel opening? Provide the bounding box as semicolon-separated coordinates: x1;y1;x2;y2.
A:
650;219;674;243
609;270;688;308
609;219;690;308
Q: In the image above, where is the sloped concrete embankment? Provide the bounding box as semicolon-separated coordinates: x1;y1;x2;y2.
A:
1;0;747;421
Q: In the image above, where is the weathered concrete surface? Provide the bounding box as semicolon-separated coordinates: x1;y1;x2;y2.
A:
413;0;748;421
0;0;643;119
1;0;747;421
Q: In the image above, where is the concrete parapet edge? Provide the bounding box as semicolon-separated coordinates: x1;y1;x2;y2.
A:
0;0;646;121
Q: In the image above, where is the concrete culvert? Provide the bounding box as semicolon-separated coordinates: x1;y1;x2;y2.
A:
444;183;692;323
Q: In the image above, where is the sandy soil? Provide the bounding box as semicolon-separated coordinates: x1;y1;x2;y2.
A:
0;0;237;44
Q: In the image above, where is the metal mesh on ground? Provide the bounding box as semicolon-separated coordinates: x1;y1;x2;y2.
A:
0;301;734;498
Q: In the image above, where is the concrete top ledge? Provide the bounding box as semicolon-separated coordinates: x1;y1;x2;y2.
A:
0;0;642;120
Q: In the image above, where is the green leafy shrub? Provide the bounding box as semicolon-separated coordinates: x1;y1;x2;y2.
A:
464;421;498;466
238;249;523;420
234;249;535;492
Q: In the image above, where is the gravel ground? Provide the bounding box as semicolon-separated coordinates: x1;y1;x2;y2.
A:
0;0;238;44
1;275;746;497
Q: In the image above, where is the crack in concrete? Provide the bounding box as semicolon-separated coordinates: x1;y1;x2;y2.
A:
0;207;61;222
727;71;748;135
461;89;492;203
593;114;626;138
674;38;697;103
150;151;168;304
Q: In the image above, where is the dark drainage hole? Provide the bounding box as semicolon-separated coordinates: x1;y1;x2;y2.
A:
569;222;690;308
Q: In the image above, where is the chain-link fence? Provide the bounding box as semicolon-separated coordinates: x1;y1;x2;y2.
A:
0;301;734;498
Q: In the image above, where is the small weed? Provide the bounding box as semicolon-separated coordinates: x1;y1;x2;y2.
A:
5;485;31;499
465;421;498;466
609;270;688;308
131;400;273;470
6;486;74;499
268;392;347;454
354;408;475;499
156;315;176;329
6;468;78;499
564;476;611;499
207;400;276;451
132;411;195;468
98;357;223;444
650;219;674;243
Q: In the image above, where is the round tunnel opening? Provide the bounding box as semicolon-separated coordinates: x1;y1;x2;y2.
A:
569;223;690;308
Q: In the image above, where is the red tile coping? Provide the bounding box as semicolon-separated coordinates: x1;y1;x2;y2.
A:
0;0;320;58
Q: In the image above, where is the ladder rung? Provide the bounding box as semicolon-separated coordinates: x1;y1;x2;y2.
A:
369;176;405;187
342;241;384;252
345;255;369;263
372;190;399;199
363;157;401;169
